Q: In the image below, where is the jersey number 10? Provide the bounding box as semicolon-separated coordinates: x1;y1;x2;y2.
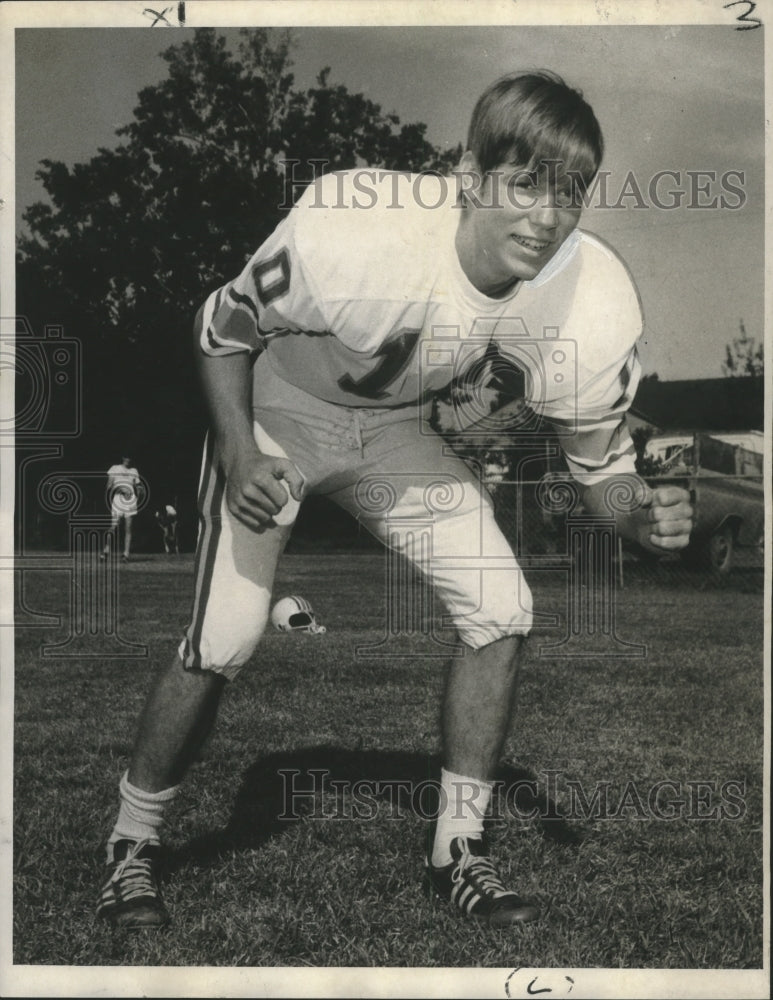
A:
254;249;421;402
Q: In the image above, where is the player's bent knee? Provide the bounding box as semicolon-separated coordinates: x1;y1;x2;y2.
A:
178;614;269;682
454;573;533;649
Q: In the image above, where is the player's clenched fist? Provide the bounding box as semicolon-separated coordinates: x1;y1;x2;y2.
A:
640;485;693;551
224;450;304;531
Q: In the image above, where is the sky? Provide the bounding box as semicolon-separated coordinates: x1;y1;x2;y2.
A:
12;21;766;380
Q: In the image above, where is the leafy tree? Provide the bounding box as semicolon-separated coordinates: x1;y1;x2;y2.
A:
17;28;462;531
722;319;764;376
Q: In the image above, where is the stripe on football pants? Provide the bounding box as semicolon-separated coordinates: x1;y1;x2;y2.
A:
183;434;226;670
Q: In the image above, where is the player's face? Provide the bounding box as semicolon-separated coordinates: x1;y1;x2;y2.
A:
457;154;582;296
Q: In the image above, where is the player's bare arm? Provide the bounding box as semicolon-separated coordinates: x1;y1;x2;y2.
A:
192;305;303;530
582;474;693;554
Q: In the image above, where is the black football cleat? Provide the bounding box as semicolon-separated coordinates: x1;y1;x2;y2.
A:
426;835;539;926
97;839;169;929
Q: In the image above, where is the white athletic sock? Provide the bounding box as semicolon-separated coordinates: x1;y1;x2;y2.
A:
431;767;493;867
106;771;180;860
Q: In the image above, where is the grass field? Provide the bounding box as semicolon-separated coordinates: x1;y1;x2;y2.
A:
12;551;765;970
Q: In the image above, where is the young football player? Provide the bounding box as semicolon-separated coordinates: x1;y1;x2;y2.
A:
97;71;692;929
101;456;140;562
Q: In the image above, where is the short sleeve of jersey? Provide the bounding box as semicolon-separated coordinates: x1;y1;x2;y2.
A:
199;198;328;357
553;345;642;485
539;235;643;486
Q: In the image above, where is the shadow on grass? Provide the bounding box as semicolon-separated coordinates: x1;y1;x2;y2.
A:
167;747;582;874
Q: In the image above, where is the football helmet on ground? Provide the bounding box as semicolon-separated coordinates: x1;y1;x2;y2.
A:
270;595;327;634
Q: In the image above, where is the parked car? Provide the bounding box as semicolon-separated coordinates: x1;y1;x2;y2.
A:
645;431;764;574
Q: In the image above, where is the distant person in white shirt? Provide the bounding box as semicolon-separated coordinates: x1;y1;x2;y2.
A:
102;456;140;562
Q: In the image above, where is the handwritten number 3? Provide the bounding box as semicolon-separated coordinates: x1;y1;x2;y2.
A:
724;0;761;29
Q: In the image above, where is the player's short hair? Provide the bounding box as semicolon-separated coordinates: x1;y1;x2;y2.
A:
467;71;603;186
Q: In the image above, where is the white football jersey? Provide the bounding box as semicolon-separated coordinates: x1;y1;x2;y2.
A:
200;170;643;483
106;464;139;493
